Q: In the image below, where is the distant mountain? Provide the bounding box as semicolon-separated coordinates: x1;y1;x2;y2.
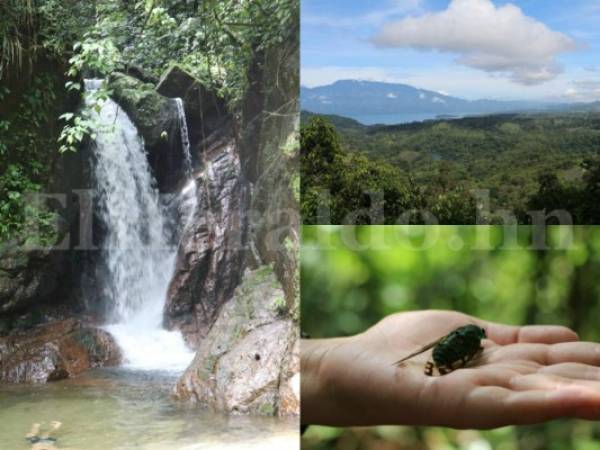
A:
567;101;600;113
300;110;366;131
301;80;560;117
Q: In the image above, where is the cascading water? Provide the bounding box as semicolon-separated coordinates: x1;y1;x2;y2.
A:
86;80;194;371
175;97;198;229
175;97;193;175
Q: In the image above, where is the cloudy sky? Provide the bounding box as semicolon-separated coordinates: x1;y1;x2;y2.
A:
302;0;600;101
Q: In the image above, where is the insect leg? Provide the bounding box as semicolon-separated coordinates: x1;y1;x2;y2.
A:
462;347;484;368
424;361;434;376
473;346;484;361
438;365;452;375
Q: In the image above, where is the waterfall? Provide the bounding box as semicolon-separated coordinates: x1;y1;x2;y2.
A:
86;80;194;372
179;178;199;230
175;98;193;175
174;97;197;235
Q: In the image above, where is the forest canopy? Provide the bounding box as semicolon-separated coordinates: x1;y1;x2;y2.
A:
301;112;600;225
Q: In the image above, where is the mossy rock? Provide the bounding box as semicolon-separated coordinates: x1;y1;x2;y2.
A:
108;72;178;149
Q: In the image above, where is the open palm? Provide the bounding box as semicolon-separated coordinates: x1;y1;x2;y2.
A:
302;310;600;428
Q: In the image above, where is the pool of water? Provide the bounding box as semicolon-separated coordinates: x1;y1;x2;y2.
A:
0;368;299;450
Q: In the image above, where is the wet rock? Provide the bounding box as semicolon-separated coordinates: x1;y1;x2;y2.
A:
0;319;121;383
108;72;183;191
0;243;65;315
174;267;299;416
156;64;229;154
164;146;249;345
125;65;159;85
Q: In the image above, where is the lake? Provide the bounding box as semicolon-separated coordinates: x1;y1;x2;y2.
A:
347;112;472;125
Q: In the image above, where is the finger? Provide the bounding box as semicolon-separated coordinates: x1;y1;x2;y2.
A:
504;386;600;424
479;321;578;345
462;385;600;428
509;373;600;392
547;342;600;366
487;342;600;366
540;363;600;381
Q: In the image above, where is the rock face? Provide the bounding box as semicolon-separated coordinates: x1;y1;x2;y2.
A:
174;267;299;416
0;244;64;314
164;145;249;345
108;72;184;192
162;30;300;417
0;319;121;383
242;36;300;321
156;64;229;154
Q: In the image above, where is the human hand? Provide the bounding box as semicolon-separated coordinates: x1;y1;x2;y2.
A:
302;310;600;428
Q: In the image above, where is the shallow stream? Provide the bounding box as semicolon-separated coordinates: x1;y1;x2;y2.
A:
0;368;298;450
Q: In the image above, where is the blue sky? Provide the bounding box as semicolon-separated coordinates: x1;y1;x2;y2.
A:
302;0;600;101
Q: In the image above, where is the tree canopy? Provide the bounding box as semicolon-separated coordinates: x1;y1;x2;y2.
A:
301;112;600;224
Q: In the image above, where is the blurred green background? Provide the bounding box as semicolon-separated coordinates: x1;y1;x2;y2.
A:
301;225;600;450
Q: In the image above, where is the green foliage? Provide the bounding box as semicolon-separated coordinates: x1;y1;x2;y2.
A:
1;0;95;79
302;226;600;450
0;0;36;78
0;73;63;243
301;117;476;224
68;38;122;78
0;165;57;245
527;158;600;223
186;0;298;107
58;86;110;153
58;111;95;154
302;112;600;224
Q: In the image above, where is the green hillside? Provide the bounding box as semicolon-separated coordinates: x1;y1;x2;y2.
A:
301;112;600;224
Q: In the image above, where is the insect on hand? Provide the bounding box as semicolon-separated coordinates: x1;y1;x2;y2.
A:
394;324;486;376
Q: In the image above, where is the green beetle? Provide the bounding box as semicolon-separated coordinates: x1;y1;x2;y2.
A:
394;324;486;376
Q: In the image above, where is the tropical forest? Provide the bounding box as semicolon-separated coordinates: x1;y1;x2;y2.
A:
301;112;600;224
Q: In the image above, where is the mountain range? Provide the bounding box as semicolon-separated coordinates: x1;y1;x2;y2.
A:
301;80;599;118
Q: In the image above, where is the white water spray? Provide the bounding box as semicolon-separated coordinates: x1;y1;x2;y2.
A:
175;98;193;175
86;80;194;372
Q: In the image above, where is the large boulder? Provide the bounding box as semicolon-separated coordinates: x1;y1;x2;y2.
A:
174;267;299;416
0;318;121;383
163;143;249;345
108;72;184;192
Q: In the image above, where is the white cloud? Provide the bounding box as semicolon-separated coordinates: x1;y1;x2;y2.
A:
432;96;446;104
563;80;600;101
372;0;577;85
387;92;397;98
419;92;427;99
